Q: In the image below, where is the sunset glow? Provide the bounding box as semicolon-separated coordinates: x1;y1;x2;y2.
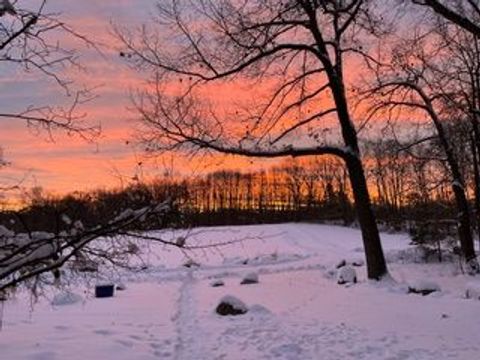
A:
0;1;179;198
0;0;325;201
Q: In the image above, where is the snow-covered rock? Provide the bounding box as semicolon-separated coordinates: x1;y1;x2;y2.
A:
351;259;364;267
210;279;225;287
183;259;200;268
337;266;357;285
337;258;364;269
216;295;248;316
51;291;83;306
249;304;271;315
116;283;127;291
408;280;441;296
240;272;259;285
465;282;480;300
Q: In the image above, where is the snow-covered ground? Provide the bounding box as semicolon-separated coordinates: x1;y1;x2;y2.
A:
1;223;480;359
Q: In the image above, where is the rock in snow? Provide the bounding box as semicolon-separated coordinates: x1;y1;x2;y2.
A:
183;259;200;268
465;282;480;300
216;295;248;316
51;291;83;306
116;283;127;291
337;266;357;285
240;272;259;285
351;259;365;267
210;279;225;287
336;258;364;268
408;280;441;296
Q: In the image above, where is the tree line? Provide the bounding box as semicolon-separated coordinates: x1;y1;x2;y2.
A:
4;130;477;236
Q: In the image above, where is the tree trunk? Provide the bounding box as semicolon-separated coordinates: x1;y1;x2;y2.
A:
470;134;480;247
438;135;477;265
346;155;388;279
326;68;388;280
421;94;477;268
451;182;477;264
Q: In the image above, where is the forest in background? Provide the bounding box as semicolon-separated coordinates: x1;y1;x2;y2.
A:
2;128;476;243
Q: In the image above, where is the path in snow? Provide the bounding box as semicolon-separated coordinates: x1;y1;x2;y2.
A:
172;270;200;360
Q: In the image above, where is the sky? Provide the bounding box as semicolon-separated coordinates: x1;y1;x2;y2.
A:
0;1;425;205
1;0;308;204
0;0;219;200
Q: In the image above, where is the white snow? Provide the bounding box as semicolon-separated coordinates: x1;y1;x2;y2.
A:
1;223;480;359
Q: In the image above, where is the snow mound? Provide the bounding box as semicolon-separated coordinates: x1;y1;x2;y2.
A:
51;291;83;306
216;295;248;316
240;272;259;285
408;280;441;296
337;266;357;285
249;304;271;315
465;282;480;300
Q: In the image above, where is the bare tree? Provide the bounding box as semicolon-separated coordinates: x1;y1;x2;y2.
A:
0;1;133;293
0;0;100;140
365;26;479;272
0;202;172;293
435;27;480;246
410;0;480;37
117;0;389;279
364;139;409;213
1;1;100;198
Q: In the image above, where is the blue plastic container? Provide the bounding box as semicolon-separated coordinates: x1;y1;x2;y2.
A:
95;284;115;298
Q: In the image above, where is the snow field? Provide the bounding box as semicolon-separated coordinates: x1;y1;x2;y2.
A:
1;223;480;359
